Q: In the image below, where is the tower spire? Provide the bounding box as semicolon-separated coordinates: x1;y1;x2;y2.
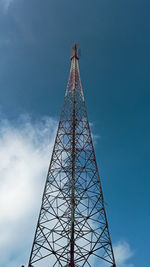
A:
71;43;79;60
27;46;116;267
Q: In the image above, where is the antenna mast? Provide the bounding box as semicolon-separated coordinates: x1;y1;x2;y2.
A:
27;44;116;267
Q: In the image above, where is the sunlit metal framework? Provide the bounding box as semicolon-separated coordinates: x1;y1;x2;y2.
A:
28;45;116;267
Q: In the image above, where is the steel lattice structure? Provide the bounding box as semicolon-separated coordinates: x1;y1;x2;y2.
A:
28;45;116;267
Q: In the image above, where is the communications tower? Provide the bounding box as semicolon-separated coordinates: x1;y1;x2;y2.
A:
27;45;116;267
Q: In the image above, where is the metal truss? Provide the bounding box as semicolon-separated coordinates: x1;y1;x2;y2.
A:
28;45;116;267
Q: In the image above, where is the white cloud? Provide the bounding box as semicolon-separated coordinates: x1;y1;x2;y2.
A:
114;241;134;267
0;115;57;267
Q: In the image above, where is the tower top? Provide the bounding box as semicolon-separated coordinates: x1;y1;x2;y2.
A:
71;43;79;60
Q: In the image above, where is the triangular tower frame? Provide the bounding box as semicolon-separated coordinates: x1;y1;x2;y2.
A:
28;44;116;267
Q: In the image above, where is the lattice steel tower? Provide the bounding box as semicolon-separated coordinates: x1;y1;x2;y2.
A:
28;45;116;267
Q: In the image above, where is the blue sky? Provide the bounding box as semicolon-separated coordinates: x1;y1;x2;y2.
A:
0;0;150;266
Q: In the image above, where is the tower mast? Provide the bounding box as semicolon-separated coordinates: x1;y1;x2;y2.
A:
27;45;116;267
70;44;77;267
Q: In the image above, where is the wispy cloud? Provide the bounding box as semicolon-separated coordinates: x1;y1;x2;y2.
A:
89;122;101;145
114;240;134;267
1;0;13;10
0;115;57;267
